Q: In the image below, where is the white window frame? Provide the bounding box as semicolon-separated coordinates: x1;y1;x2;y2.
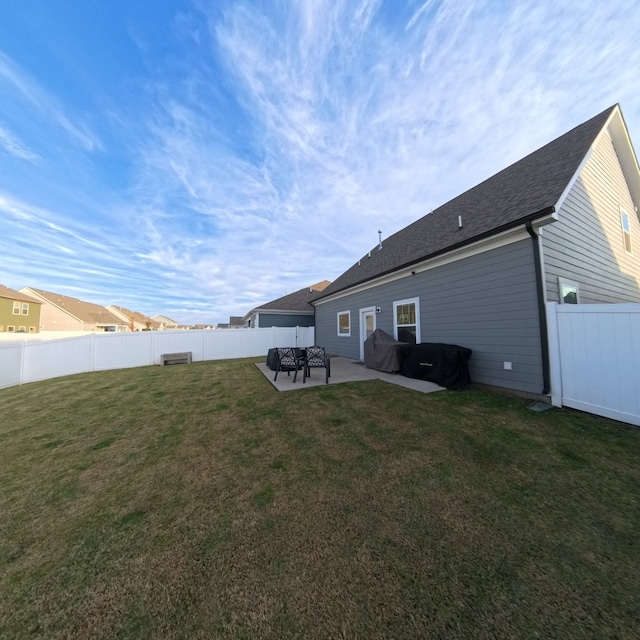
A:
393;297;421;343
337;310;351;337
21;302;29;315
558;278;580;304
621;207;633;255
7;325;15;332
12;301;20;315
28;326;36;333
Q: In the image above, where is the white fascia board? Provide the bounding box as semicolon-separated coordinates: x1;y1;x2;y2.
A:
242;310;257;323
256;309;314;315
553;146;597;219
315;223;545;305
608;107;640;212
555;107;640;218
553;108;622;217
106;305;130;323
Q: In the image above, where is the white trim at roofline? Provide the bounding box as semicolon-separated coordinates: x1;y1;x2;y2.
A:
106;305;131;323
243;308;314;324
552;144;597;220
314;219;554;305
609;107;640;208
254;309;314;315
552;107;636;216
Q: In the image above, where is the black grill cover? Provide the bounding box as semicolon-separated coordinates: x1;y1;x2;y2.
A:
399;343;472;390
364;328;408;372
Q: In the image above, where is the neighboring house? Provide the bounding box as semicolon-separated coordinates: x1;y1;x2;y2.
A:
0;285;42;333
20;288;128;332
107;305;162;331
313;105;640;396
217;316;245;329
151;314;179;329
243;280;331;328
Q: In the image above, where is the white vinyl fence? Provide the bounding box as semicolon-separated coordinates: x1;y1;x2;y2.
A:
547;303;640;426
0;327;315;390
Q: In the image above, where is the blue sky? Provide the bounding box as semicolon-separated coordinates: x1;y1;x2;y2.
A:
1;0;639;324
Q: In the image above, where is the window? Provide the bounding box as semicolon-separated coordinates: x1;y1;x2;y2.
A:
558;278;579;304
7;326;15;332
0;325;3;331
337;311;351;336
21;302;29;315
29;326;36;333
621;208;633;254
12;301;20;315
18;326;26;332
393;297;421;343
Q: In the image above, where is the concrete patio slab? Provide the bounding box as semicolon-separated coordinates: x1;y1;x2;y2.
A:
255;356;445;394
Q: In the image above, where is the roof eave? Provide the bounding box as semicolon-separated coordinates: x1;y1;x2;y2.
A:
254;308;314;315
312;206;555;303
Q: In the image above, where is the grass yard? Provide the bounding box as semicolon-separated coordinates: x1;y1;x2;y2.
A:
1;359;639;639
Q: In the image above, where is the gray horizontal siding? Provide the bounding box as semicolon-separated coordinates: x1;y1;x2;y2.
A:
543;132;640;303
315;239;544;394
257;313;314;328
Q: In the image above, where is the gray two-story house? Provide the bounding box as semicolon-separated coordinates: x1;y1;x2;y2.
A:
312;105;640;395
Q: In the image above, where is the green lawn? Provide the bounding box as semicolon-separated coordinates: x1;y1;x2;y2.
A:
1;359;639;639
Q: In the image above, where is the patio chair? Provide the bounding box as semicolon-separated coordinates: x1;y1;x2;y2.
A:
304;346;331;384
274;347;305;383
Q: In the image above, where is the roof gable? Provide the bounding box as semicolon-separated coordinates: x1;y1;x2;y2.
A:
151;314;178;325
24;288;124;325
0;284;41;304
250;280;331;315
109;305;161;329
316;106;617;300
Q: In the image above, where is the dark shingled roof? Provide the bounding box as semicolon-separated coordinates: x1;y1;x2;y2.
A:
315;105;616;301
255;280;331;313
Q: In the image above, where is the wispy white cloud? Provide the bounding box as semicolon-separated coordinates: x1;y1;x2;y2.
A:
0;124;39;162
0;50;103;152
1;0;639;324
104;0;640;320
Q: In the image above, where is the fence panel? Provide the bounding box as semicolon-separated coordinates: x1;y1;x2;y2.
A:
272;326;315;349
0;327;317;389
0;344;23;388
547;303;640;426
93;332;154;370
22;336;93;384
151;330;206;364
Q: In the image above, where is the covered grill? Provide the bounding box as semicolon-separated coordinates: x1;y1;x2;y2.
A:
364;328;408;373
399;343;472;390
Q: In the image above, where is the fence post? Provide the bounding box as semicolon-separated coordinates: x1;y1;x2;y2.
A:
90;333;96;372
19;339;26;386
546;302;563;407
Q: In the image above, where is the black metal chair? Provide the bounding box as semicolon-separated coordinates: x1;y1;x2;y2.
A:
304;346;330;384
273;347;305;383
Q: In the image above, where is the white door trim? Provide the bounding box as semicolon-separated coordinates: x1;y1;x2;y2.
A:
359;306;376;361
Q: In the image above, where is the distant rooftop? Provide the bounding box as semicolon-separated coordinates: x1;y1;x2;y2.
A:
250;280;331;315
0;284;41;304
